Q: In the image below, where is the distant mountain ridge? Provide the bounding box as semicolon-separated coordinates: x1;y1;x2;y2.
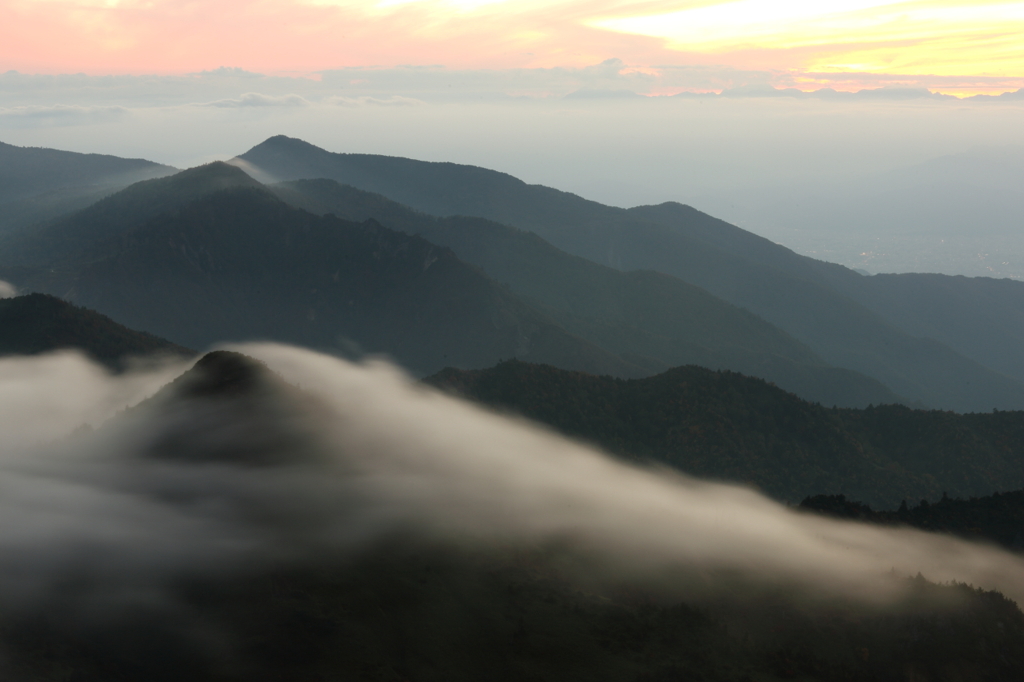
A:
0;140;175;234
238;135;1024;412
272;178;901;407
1;161;906;405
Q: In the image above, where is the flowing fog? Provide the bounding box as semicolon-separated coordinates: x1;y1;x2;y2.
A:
0;343;1023;620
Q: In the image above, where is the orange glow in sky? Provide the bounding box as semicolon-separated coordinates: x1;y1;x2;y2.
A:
1;0;1022;94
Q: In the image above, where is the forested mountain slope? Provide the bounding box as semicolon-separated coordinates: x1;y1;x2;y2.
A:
0;168;640;378
427;359;1024;507
239;135;1024;412
273;178;900;408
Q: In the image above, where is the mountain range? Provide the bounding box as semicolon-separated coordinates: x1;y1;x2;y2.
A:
3;137;1024;680
0;164;638;377
237;135;1024;412
2;135;1023;410
271;178;898;407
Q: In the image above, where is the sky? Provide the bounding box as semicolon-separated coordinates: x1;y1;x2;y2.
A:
1;1;1023;278
2;0;1024;96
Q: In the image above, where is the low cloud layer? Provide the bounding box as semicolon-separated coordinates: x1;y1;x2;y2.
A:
0;281;15;298
1;343;1022;622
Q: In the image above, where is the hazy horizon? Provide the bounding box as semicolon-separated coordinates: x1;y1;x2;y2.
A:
4;66;1023;279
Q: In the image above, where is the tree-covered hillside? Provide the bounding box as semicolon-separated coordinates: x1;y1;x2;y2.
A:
240;135;1024;412
0;171;641;378
0;140;174;234
273;178;900;408
427;360;1024;507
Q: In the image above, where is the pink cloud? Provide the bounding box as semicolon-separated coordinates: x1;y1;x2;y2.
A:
0;0;659;74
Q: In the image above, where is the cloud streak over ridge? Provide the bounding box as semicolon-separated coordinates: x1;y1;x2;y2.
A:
1;342;1023;622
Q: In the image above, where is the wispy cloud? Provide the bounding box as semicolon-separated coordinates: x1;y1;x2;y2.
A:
199;92;311;108
325;95;424;106
0;103;128;126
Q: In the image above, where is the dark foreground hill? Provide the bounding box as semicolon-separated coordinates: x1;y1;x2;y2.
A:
272;178;900;408
0;140;175;234
6;351;1023;682
0;165;639;378
238;135;1024;412
12;543;1022;682
426;360;1024;507
0;293;191;366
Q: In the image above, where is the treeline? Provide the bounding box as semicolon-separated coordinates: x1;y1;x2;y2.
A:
427;360;1024;507
801;490;1024;551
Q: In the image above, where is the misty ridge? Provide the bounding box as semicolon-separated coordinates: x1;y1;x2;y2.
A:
1;345;1024;679
6;65;1024;282
2;136;1024;678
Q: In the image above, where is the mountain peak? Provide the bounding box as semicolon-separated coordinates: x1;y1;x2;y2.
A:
174;350;271;399
171;160;262;186
247;135;325;155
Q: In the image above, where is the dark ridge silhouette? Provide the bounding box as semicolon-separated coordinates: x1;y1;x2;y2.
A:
426;359;1024;507
272;178;901;407
239;135;1024;412
0;293;191;367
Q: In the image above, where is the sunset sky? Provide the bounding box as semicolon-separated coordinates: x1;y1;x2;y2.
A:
2;0;1023;96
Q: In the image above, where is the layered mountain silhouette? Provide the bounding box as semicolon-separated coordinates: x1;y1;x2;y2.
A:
817;270;1024;386
238;135;1024;412
0;293;191;366
272;178;899;407
1;162;907;404
0;164;640;378
427;359;1024;508
0;140;175;235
